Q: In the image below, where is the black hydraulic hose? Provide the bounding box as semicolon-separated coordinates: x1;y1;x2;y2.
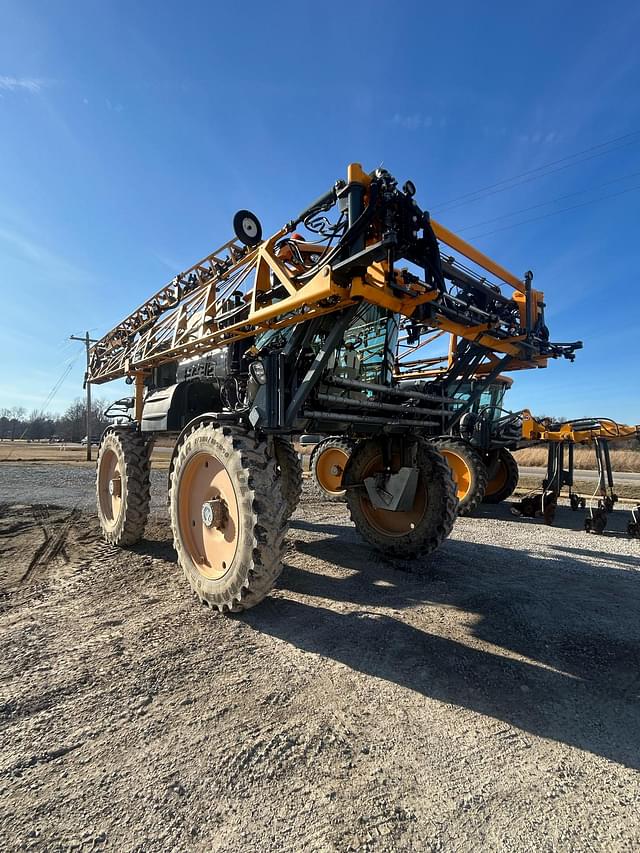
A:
286;181;346;231
295;182;380;284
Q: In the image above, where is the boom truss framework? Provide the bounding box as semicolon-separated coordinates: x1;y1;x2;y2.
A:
89;164;581;388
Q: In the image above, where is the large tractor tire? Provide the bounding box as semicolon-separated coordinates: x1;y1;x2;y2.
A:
310;437;355;501
483;448;519;504
432;438;488;517
274;438;303;517
170;422;288;613
96;427;151;546
344;438;458;557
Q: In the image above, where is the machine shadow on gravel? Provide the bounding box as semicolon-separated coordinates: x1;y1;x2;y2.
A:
469;501;632;534
247;532;640;770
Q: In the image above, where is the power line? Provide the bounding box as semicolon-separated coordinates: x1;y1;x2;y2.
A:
456;168;640;233
432;130;640;214
465;183;640;241
433;128;640;209
39;351;82;414
434;139;640;216
0;352;82;462
70;332;98;461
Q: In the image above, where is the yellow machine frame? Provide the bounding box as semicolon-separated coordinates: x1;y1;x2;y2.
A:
89;163;559;404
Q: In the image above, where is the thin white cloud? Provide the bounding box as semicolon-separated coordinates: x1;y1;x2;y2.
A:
0;76;47;94
391;112;435;131
0;224;88;284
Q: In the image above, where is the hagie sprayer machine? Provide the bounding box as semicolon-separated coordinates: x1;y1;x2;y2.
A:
88;163;581;612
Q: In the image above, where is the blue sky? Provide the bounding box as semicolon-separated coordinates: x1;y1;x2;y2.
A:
1;0;639;420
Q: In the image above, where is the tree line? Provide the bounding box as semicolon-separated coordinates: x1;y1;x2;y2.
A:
0;399;114;443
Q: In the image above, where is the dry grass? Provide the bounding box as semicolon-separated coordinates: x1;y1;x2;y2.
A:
516;474;640;502
514;446;640;472
0;439;172;469
0;441;91;465
5;439;638;478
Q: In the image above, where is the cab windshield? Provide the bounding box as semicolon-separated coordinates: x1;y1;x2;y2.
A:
453;380;508;422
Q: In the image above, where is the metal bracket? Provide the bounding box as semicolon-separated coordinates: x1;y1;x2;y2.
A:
364;467;418;512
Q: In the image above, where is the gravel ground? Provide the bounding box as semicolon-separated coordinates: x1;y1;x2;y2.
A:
0;463;168;513
1;465;639;851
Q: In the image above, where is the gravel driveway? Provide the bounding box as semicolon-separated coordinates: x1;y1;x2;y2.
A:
1;465;639;851
0;463;168;512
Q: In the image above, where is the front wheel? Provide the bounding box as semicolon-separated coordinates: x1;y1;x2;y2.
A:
343;438;458;557
170;422;288;613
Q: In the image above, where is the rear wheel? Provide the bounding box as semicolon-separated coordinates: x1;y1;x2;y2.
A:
170;422;288;612
310;437;354;501
432;438;488;516
483;448;519;504
96;427;151;546
344;438;458;556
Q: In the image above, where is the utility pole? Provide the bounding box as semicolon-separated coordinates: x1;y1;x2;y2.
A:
70;332;98;461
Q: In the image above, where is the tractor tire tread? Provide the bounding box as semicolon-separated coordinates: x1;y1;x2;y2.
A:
483;447;519;504
310;436;355;501
169;422;288;613
274;438;303;517
96;427;151;547
345;438;458;557
432;437;488;516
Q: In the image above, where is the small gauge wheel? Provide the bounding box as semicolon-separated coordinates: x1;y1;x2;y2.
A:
233;209;263;247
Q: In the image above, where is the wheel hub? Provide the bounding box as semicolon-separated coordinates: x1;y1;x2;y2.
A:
316;446;350;495
202;498;226;530
178;449;240;580
108;477;121;497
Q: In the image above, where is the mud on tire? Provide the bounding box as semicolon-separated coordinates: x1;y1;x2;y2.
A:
170;422;288;613
344;438;458;557
96;427;151;546
274;438;303;517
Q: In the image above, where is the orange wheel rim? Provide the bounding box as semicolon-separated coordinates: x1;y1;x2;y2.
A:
178;451;239;580
440;450;471;501
486;459;508;496
98;448;122;529
359;451;427;536
316;446;349;495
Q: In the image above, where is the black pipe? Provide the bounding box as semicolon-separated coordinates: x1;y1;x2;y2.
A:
303;410;438;428
325;374;457;404
525;270;534;337
348;181;366;255
316;392;445;419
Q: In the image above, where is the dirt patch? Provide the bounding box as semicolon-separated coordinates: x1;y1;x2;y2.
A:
0;504;102;589
1;488;640;851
